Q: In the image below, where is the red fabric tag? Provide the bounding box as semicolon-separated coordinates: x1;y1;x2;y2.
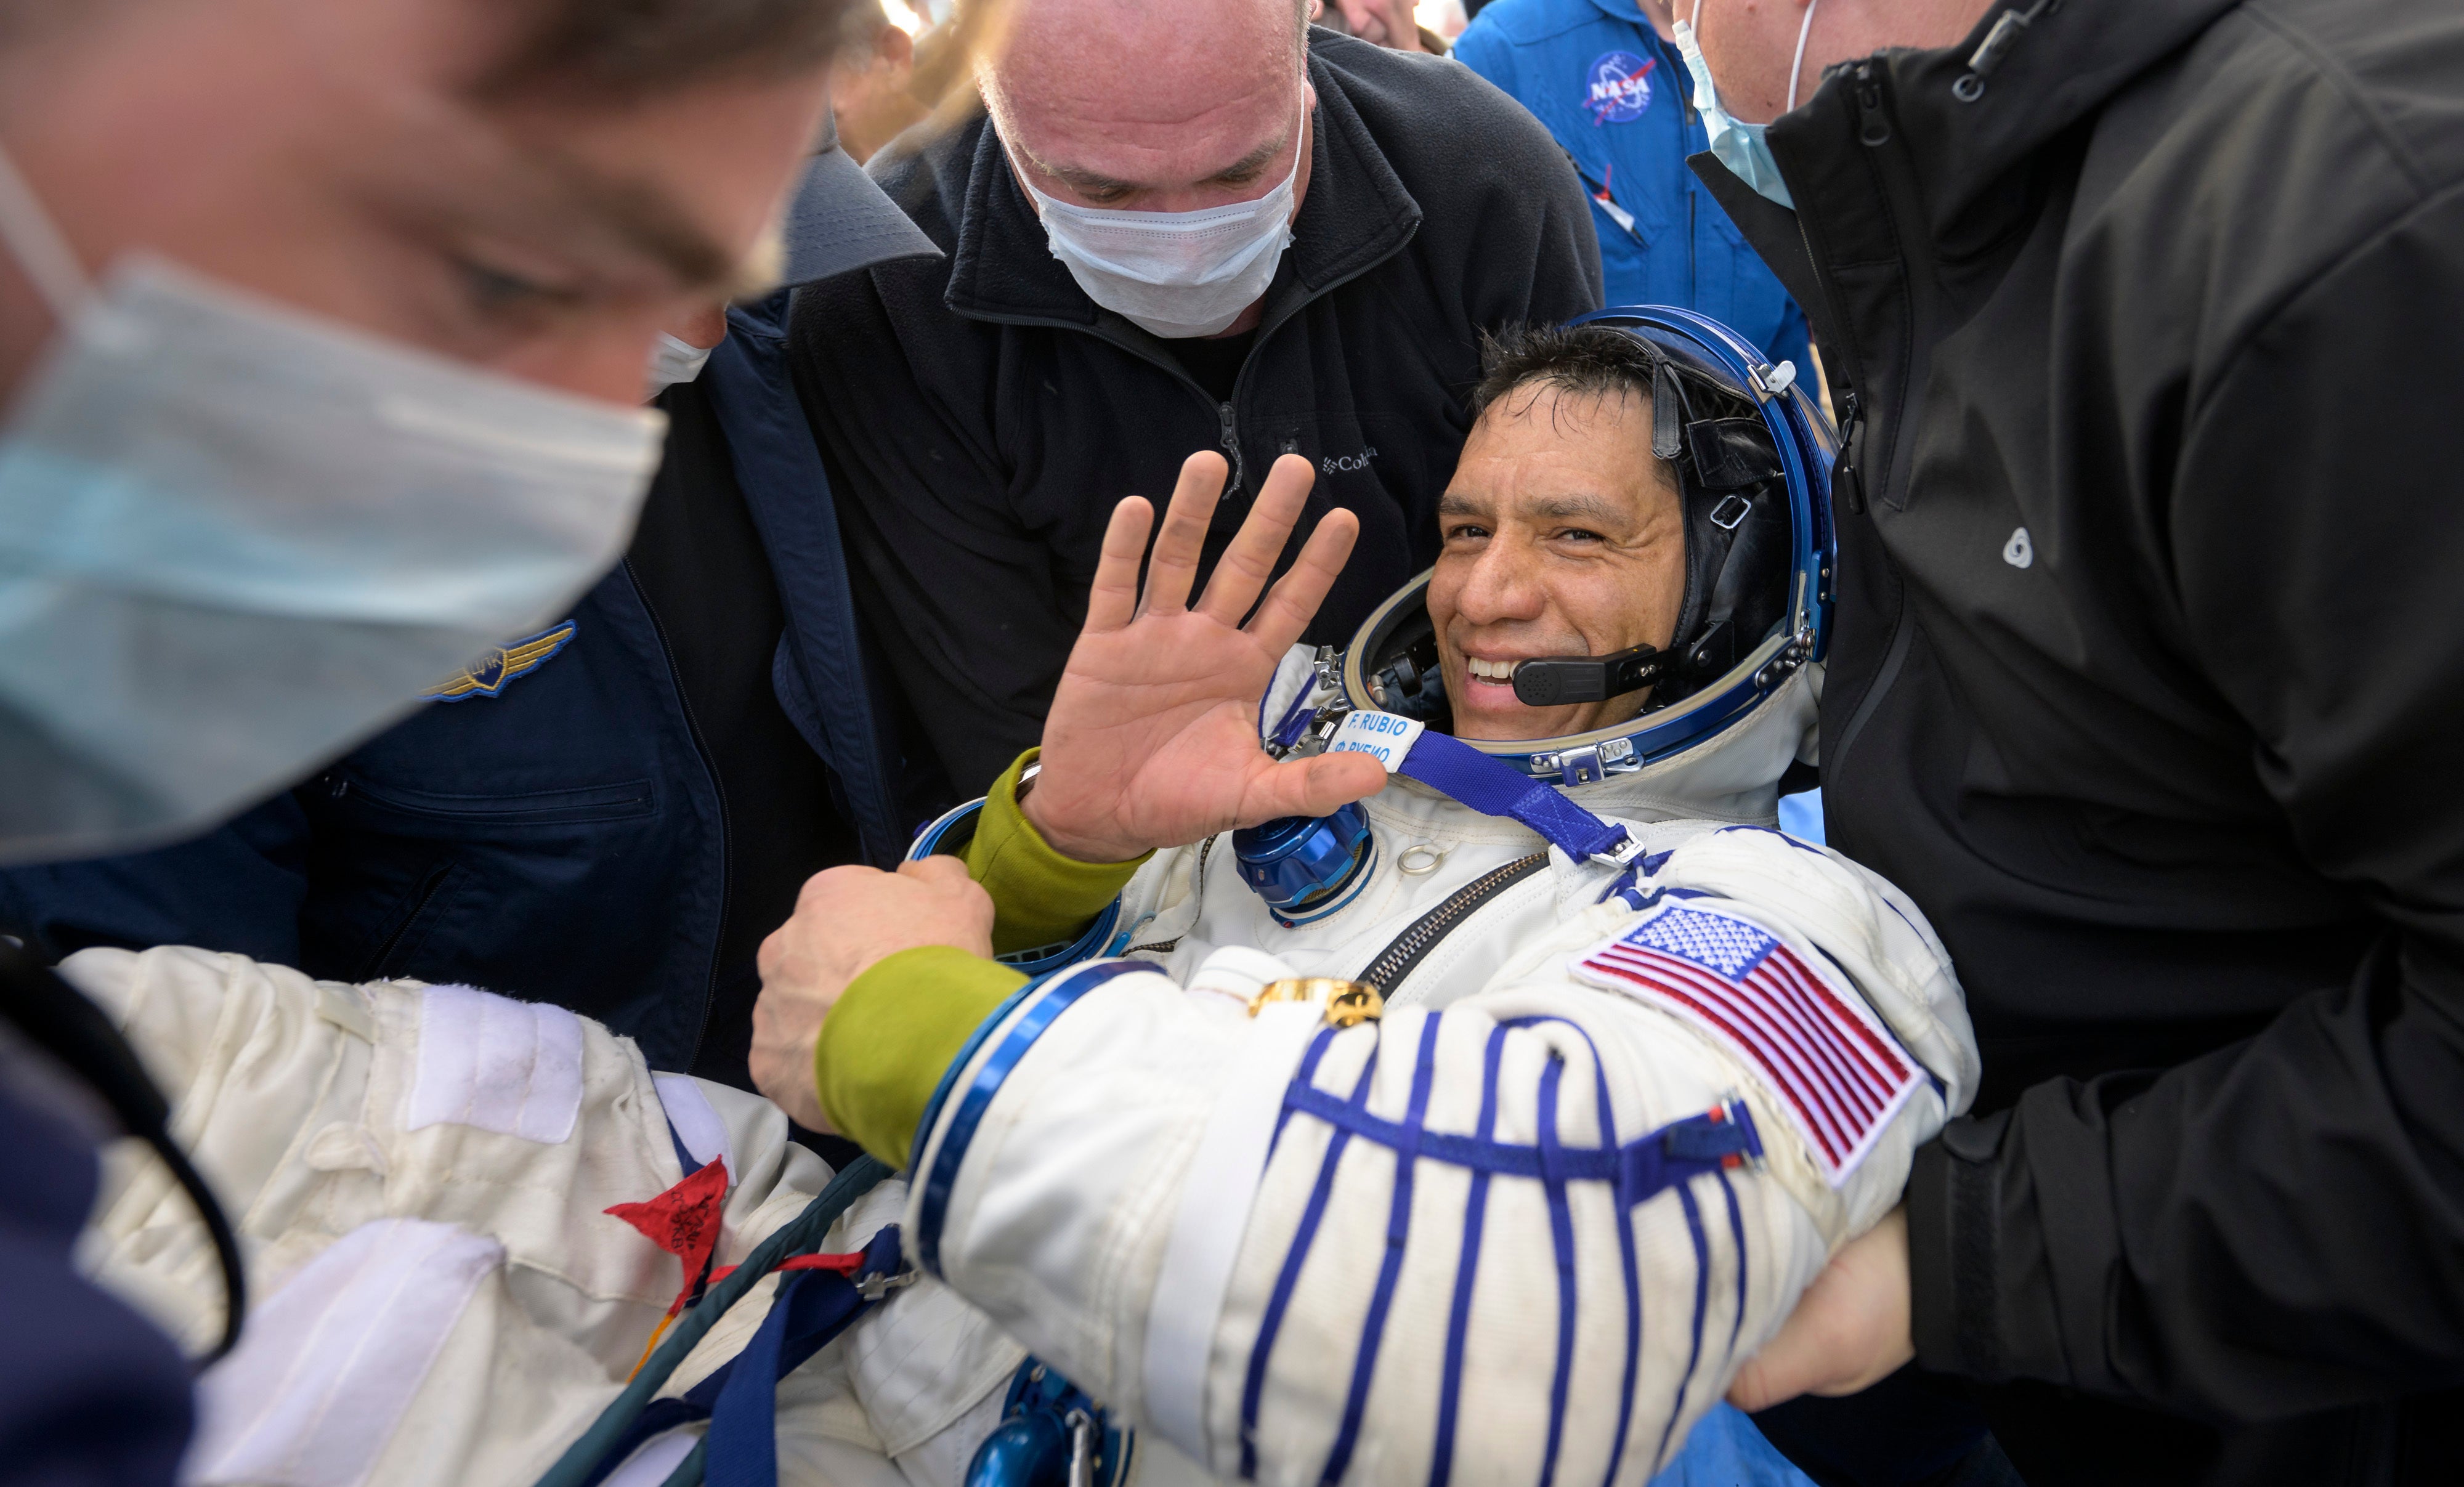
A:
606;1157;729;1315
708;1250;865;1287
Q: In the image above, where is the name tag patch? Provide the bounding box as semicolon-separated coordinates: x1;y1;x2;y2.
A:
1328;710;1425;772
1572;902;1921;1186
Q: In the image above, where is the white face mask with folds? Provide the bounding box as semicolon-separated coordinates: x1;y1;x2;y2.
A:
1021;118;1306;340
0;144;667;863
644;331;716;397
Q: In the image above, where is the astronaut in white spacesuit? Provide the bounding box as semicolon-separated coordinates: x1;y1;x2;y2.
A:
68;310;1973;1487
750;309;1980;1485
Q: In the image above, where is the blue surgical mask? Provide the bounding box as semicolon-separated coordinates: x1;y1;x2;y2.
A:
0;146;665;863
1674;0;1820;210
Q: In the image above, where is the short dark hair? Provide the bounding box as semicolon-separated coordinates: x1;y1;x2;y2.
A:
1471;322;1666;420
1471;322;1695;491
485;0;871;99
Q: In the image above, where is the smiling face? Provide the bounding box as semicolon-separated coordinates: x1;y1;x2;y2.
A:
1427;383;1688;742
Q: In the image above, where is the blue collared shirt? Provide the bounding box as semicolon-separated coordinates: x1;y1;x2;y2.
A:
1456;0;1810;373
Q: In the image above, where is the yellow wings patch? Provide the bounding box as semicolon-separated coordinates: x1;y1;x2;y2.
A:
423;621;578;703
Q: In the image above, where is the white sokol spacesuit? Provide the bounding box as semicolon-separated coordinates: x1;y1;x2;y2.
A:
66;310;1975;1487
888;310;1979;1485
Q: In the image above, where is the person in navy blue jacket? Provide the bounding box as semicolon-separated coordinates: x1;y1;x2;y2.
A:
1454;0;1810;376
0;115;944;1090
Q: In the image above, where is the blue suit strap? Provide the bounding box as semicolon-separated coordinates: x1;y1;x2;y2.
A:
576;1226;905;1487
1392;727;1637;863
1280;1081;1760;1205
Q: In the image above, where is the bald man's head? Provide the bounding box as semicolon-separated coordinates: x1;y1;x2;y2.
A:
979;0;1315;214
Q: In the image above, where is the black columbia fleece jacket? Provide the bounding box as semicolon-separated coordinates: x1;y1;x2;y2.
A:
1708;0;2464;1480
788;28;1600;795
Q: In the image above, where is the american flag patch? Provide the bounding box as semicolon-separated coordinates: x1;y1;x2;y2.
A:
1571;902;1922;1186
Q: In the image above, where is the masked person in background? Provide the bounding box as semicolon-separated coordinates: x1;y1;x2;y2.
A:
740;314;1978;1483
791;0;1605;811
0;0;885;1476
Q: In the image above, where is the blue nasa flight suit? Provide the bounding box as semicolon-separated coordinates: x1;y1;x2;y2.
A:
1454;0;1811;375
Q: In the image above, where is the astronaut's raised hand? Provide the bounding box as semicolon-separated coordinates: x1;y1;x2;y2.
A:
750;856;994;1129
1019;450;1388;864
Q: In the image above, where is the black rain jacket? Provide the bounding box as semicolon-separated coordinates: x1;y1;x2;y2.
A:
1707;0;2464;1480
788;28;1601;795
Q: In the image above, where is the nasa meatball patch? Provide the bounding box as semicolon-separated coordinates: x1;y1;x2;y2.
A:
1573;901;1923;1186
1585;51;1656;124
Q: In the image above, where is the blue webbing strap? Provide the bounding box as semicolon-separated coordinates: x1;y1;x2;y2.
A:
574;1225;905;1487
1278;1084;1759;1197
1395;729;1634;862
705;1226;906;1487
532;1155;892;1487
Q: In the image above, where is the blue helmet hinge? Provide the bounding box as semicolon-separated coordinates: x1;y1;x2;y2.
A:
1234;801;1374;923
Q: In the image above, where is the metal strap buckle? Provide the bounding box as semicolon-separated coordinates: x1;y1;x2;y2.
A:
1589;832;1646;870
856;1268;919;1302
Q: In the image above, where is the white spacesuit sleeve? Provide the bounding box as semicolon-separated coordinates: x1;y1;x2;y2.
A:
906;829;1974;1484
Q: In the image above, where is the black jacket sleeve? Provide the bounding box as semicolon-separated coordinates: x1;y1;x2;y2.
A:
1908;192;2464;1423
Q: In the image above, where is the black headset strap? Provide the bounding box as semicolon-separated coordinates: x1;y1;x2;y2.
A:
0;942;246;1365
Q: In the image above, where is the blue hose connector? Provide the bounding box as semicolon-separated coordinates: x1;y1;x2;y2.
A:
1234;801;1373;922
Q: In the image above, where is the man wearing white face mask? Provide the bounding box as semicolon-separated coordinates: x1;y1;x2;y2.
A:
792;0;1605;803
0;0;926;1477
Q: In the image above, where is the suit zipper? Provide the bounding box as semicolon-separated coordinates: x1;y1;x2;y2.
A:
623;557;728;1069
1356;852;1549;994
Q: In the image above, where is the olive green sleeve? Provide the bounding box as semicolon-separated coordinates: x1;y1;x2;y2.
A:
814;945;1027;1169
960;749;1149;957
